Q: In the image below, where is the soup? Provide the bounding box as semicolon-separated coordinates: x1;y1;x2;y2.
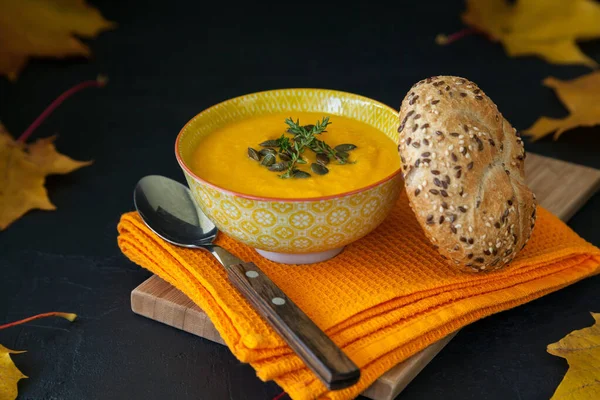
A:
190;112;399;198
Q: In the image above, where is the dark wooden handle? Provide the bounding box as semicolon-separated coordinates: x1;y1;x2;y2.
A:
227;262;360;390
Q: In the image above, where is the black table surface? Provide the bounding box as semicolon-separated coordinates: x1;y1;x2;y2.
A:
1;1;599;399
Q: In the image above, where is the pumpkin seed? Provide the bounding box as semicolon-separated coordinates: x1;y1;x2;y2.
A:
260;153;276;166
316;153;330;165
259;148;276;156
334;143;357;152
336;151;349;159
293;170;311;179
247;148;261;161
259;139;279;147
268;162;289;172
278;152;291;162
311;163;329;175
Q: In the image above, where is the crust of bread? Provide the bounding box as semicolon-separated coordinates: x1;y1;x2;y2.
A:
397;76;536;272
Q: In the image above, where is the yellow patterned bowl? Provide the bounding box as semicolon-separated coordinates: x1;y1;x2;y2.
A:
175;89;402;264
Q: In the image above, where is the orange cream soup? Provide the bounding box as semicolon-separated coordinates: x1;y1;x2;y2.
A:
190;112;399;198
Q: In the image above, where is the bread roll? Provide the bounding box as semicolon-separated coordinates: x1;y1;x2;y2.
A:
397;76;536;272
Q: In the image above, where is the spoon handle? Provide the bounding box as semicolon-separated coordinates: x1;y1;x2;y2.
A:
227;262;360;391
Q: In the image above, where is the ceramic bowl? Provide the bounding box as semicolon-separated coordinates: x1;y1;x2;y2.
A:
175;88;402;264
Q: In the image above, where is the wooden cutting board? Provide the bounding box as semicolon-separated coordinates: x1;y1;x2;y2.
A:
130;153;600;400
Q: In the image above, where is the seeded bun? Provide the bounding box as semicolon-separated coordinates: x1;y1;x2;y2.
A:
397;76;537;272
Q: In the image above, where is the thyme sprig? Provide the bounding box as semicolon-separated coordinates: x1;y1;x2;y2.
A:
249;116;356;179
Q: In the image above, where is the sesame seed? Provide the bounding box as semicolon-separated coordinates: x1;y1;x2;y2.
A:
475;95;484;100
485;222;491;227
421;123;430;129
412;141;421;148
414;114;421;120
468;238;474;244
429;189;439;195
439;215;445;224
415;159;421;168
409;95;419;105
435;130;443;136
440;190;448;197
442;202;448;209
433;110;439;114
458;206;467;213
460;92;467;97
459;140;465;145
467;162;474;170
415;188;421;196
423;139;430;146
494;222;500;228
406;137;412;145
456;169;462;179
413;124;419;132
450;132;459;137
455;224;462;228
439;206;444;213
434;178;442;187
459;146;465;153
451;225;457;234
431;170;440;175
422;152;431;157
475;257;484;263
418;184;423;190
451;153;458;162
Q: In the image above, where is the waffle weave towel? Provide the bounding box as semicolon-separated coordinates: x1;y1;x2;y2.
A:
117;191;600;400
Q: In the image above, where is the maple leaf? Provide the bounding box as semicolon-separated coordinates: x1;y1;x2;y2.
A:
0;0;115;81
0;345;26;400
547;313;600;399
0;77;106;229
438;0;600;67
0;125;92;230
523;71;600;141
0;312;77;400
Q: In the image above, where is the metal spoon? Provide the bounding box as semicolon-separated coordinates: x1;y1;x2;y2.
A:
133;175;360;390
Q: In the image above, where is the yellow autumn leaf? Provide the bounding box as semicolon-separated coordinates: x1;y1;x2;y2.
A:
446;0;600;67
0;124;92;230
524;71;600;140
0;312;77;400
0;0;115;81
0;345;26;400
547;313;600;399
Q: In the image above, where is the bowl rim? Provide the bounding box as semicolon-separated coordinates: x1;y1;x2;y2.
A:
175;87;402;202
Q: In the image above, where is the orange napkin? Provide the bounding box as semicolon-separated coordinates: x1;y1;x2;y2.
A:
117;191;600;400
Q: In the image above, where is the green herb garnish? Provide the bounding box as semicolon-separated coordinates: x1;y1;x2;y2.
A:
248;116;357;179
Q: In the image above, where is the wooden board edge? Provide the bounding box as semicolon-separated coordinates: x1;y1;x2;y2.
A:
361;332;457;400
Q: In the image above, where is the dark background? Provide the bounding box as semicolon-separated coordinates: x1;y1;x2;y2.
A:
1;1;599;399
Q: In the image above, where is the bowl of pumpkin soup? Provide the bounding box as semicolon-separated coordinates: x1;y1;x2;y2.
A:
175;88;402;264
